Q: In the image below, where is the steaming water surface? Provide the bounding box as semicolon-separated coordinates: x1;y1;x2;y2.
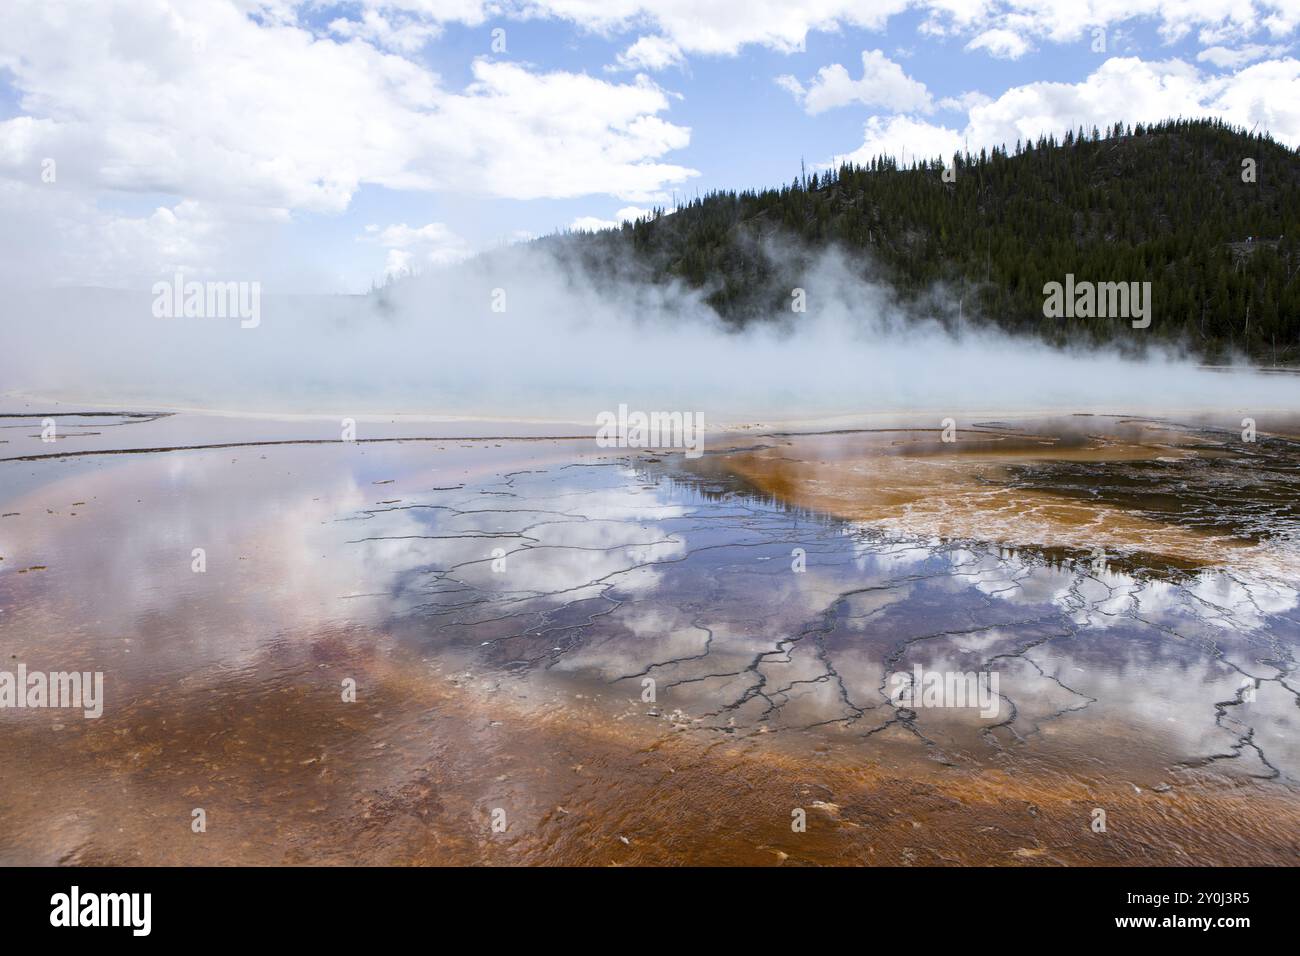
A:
1;408;1298;864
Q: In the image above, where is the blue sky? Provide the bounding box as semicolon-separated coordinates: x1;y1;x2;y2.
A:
0;1;1298;292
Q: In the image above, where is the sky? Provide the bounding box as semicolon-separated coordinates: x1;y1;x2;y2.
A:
1;0;1298;294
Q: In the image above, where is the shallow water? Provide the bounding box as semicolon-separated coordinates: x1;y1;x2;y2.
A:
0;407;1297;865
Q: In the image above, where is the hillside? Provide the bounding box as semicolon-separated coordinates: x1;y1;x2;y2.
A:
545;119;1300;364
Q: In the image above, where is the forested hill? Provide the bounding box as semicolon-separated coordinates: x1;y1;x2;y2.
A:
545;118;1300;364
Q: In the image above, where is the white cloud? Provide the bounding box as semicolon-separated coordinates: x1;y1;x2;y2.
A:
611;36;685;71
987;2;1258;46
0;180;292;289
568;204;656;231
0;1;697;213
218;1;1300;68
525;0;909;56
1197;43;1291;67
0;0;699;285
963;55;1300;147
330;0;491;32
360;221;472;275
5;0;1300;290
569;216;619;231
523;1;1299;59
429;62;695;201
328;10;443;53
829;54;1300;170
831;114;963;166
938;90;994;112
615;204;655;221
966;27;1030;59
775;75;807;98
779;50;933;114
1209;55;1300;138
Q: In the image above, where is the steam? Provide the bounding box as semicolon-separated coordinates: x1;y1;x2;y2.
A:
2;239;1297;423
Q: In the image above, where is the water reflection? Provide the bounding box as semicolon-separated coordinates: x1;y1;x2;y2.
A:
1;412;1298;864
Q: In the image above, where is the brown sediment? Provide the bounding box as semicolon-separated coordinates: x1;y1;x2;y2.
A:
708;419;1296;577
0;635;1294;867
2;413;1297;867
